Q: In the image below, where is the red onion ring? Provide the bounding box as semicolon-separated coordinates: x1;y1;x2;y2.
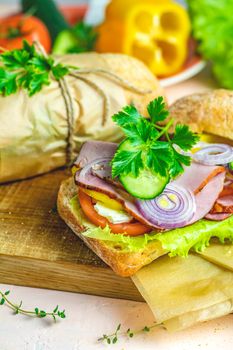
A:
136;184;196;229
193;144;233;166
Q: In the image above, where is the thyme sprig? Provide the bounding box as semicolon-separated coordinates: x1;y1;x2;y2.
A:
98;322;162;345
0;290;66;322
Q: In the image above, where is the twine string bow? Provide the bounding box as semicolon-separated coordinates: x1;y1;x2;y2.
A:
34;41;152;165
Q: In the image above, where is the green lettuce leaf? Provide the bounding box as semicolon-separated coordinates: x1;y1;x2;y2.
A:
155;217;233;257
187;0;233;89
83;225;160;252
70;196;233;256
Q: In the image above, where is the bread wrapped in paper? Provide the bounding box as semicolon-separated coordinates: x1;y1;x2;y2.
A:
0;52;162;183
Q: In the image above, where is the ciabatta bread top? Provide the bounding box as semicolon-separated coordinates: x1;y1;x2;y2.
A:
169;90;233;141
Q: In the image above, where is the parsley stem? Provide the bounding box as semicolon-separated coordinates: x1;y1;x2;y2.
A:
155;118;174;140
155;125;163;130
165;130;171;142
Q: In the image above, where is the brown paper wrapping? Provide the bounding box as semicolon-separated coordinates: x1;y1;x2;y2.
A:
0;52;163;183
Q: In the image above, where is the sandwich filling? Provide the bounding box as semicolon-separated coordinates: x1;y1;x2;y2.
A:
74;141;232;230
71;97;233;256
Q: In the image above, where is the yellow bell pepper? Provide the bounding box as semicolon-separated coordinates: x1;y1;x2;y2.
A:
71;166;123;210
81;188;123;210
105;0;170;19
96;0;190;77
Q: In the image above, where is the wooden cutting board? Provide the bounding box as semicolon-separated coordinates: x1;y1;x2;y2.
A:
0;169;143;301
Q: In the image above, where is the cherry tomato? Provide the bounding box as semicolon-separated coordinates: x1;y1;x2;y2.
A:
0;14;51;52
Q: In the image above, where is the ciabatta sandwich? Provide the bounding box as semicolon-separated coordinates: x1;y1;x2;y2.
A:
58;91;233;277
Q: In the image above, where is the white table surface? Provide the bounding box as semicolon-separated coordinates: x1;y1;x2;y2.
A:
0;4;232;350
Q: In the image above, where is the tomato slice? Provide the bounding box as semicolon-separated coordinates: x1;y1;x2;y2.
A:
79;189;151;236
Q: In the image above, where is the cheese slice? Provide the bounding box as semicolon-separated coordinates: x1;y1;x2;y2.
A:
132;254;233;327
199;242;233;271
164;298;233;332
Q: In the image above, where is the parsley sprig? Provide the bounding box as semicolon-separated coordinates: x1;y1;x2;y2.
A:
0;40;71;96
67;21;98;54
112;96;199;179
0;289;66;322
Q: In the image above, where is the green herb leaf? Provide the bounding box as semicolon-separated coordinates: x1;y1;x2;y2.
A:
22;40;36;56
146;142;172;177
18;70;50;97
58;310;66;319
172;124;200;151
0;41;74;97
170;148;191;178
53;305;59;313
147;96;169;123
124;118;157;146
0;69;17;96
112;337;118;344
1;49;30;69
52;64;69;80
111;149;143;178
39;310;47;318
143;326;150;332
112;96;199;182
69;21;98;53
112;105;142;128
29;55;54;71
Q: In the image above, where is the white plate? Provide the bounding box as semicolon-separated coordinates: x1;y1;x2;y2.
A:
160;59;206;87
159;38;206;87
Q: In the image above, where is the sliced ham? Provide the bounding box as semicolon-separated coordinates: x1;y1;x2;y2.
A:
91;160;124;189
74;141;117;169
205;213;231;221
173;165;226;224
174;163;225;194
188;172;225;224
219;183;233;197
206;176;233;217
209;195;233;214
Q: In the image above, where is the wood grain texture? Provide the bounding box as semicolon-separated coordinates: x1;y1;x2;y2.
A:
0;169;142;301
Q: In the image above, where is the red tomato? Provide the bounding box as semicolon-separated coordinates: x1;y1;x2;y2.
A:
0;14;51;52
79;189;152;236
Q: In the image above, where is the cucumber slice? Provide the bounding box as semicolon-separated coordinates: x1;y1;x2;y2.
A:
120;169;169;199
118;140;169;199
22;0;70;43
53;30;77;55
